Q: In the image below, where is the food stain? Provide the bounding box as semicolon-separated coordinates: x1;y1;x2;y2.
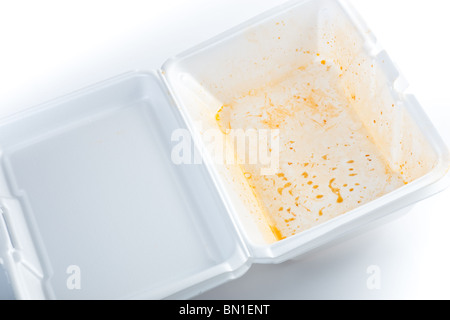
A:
270;225;285;241
216;105;231;134
213;59;406;243
319;208;325;216
329;178;344;203
278;182;292;195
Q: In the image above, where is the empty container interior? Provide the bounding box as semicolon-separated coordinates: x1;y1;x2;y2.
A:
0;72;248;299
163;0;439;246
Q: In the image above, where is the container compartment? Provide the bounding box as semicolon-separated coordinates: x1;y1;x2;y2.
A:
0;72;249;299
163;0;448;258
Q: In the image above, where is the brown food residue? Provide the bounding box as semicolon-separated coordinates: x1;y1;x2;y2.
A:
213;58;405;243
329;178;344;203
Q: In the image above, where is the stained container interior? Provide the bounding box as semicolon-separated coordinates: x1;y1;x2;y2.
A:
163;0;446;256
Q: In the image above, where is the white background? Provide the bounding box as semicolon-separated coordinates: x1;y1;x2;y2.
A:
0;0;449;300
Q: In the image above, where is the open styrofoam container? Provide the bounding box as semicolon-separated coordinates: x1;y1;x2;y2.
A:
0;0;449;300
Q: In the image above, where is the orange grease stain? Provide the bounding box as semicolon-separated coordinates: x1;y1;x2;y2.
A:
329;178;344;203
270;225;285;241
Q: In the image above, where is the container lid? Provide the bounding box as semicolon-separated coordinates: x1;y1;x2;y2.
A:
0;71;249;299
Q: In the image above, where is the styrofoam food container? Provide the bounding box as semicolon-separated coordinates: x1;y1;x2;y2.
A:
0;0;449;300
